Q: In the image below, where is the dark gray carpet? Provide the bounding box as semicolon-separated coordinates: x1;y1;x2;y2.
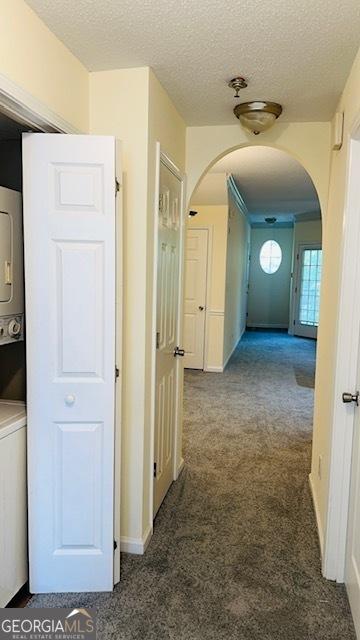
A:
27;331;356;640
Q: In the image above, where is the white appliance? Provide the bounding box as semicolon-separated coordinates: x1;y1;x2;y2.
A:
0;400;27;606
0;186;24;345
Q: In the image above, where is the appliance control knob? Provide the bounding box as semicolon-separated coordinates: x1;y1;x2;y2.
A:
8;319;21;338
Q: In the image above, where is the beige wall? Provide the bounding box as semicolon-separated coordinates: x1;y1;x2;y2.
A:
186;122;331;215
247;227;294;328
311;45;360;549
145;69;186;533
223;189;250;364
187;203;228;370
0;0;88;131
90;67;186;545
89;68;150;543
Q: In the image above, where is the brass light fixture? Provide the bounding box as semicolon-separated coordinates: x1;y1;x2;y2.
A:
234;101;282;135
228;76;248;98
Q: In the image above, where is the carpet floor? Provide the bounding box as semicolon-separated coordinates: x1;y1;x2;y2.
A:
28;331;356;639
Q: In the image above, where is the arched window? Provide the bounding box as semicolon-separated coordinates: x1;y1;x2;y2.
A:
259;240;282;274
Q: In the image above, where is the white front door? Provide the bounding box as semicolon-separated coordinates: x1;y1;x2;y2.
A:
293;244;322;339
154;158;182;516
183;228;208;370
345;349;360;634
23;133;116;593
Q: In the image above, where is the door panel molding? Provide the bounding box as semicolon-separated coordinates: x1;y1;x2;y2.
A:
150;144;185;526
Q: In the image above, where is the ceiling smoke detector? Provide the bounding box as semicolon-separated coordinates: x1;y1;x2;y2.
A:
228;76;248;98
234;101;282;135
265;217;277;224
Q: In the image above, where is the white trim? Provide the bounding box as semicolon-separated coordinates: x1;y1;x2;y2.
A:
246;323;288;329
205;366;224;373
309;473;324;557
0;72;81;134
120;525;153;555
323;114;360;582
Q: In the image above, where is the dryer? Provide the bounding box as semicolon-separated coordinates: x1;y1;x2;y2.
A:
0;186;24;345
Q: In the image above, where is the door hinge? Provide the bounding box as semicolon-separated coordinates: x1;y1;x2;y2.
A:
156;331;160;349
293;320;296;326
296;253;299;260
154;462;157;478
115;366;120;381
115;178;120;196
114;540;118;551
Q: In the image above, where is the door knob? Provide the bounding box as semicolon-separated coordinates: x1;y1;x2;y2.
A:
174;346;185;357
65;394;76;406
199;306;205;311
342;391;359;406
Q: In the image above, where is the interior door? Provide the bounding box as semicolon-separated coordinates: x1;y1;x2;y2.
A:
183;228;208;370
23;133;116;593
345;352;360;635
293;244;322;339
154;158;182;516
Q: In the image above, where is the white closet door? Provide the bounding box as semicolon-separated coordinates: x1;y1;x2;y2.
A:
23;134;116;593
183;228;208;370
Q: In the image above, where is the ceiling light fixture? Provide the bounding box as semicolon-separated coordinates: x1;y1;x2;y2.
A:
228;76;248;98
265;217;277;224
234;101;282;135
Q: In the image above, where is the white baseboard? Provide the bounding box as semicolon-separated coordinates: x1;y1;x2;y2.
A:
205;365;223;373
246;323;288;329
120;524;153;555
175;457;185;479
309;473;324;558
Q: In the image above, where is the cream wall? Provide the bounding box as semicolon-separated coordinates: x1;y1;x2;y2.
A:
145;69;186;533
186;122;331;215
0;0;88;131
187;202;228;371
89;68;150;544
90;67;186;546
247;227;294;328
223;189;250;364
311;45;360;552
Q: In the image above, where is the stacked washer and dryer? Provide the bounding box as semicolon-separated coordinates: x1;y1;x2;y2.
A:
0;185;27;607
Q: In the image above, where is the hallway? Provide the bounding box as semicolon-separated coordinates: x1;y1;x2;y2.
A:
28;332;355;639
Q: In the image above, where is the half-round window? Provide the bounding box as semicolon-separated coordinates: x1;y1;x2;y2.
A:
259;240;282;274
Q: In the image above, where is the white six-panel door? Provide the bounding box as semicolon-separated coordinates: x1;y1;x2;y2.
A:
23;134;116;593
345;346;360;635
183;228;208;370
153;159;182;516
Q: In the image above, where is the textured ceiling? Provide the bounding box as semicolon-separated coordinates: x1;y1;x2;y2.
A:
193;146;320;223
26;0;360;125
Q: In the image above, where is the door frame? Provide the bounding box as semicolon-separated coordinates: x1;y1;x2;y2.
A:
184;225;213;372
323;109;360;582
292;242;322;339
0;74;122;583
150;143;186;523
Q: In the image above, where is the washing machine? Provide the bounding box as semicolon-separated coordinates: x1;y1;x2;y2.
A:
0;400;27;606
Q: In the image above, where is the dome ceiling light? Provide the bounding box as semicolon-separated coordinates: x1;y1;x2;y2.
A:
234;101;283;135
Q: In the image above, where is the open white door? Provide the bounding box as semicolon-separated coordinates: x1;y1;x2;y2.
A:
23;134;116;593
154;156;183;516
293;244;322;339
345;344;360;634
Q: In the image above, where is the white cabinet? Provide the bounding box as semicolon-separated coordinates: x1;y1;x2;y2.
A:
0;401;27;607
